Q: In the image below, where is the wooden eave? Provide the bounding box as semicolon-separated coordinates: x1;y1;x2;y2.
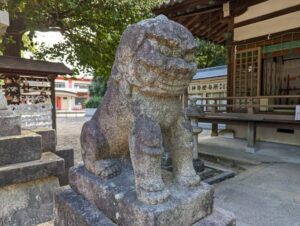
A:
0;56;73;76
154;0;268;45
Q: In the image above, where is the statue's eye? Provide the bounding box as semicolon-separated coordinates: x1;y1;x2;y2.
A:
159;45;172;56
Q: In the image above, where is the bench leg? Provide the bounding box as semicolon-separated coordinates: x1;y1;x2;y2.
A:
211;123;219;136
246;122;257;153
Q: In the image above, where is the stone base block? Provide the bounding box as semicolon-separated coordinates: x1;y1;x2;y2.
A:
0;176;60;226
0;131;42;166
68;164;214;226
54;188;116;226
32;128;57;152
56;149;74;186
0;152;64;187
0;111;21;137
55;188;235;226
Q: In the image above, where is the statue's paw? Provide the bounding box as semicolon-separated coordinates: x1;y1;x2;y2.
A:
138;188;170;205
176;174;200;187
94;160;121;179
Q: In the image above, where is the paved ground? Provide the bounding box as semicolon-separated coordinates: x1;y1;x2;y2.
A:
200;136;300;226
56;117;89;164
56;117;300;226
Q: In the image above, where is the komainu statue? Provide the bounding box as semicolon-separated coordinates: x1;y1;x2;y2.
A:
81;15;200;205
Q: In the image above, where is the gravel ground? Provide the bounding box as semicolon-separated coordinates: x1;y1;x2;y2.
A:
56;117;90;165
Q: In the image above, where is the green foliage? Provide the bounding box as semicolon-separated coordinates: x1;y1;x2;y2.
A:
195;39;227;69
89;76;107;98
84;76;107;108
85;96;101;108
1;0;163;79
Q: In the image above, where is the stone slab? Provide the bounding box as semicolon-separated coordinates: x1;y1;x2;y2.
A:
54;188;235;226
0;152;65;187
0;111;21;137
32;128;57;152
0;130;42;166
69;164;214;226
193;207;236;226
54;188;117;226
0;176;60;226
56;149;74;186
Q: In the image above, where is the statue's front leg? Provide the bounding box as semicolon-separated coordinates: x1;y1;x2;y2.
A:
129;116;170;205
167;115;200;186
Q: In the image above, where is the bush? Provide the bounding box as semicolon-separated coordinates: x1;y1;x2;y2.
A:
84;96;102;108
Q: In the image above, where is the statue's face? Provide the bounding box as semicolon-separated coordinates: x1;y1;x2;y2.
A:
132;17;197;96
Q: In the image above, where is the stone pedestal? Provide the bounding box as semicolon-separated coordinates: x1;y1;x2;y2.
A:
0;109;21;137
0;131;42;166
55;163;235;226
0;92;74;225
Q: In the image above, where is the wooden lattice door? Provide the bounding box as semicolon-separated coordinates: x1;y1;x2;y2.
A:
233;47;261;97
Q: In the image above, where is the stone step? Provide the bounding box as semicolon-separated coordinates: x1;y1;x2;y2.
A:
0;152;64;187
0;130;42;166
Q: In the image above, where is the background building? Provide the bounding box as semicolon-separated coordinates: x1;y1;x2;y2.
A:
156;0;300;148
55;75;92;113
189;65;227;111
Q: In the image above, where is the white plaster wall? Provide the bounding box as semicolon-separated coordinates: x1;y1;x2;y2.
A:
228;125;300;146
234;0;300;23
234;11;300;41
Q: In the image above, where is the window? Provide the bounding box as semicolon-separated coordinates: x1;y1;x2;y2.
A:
74;83;89;90
55;82;65;88
234;47;261;97
191;86;196;90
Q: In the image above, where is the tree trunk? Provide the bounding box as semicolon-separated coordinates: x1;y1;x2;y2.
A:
3;14;26;57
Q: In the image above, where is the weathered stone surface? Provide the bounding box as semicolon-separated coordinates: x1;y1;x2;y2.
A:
0;176;60;226
69;164;213;226
32;128;57;152
56;149;75;185
193;208;236;226
54;188;117;226
0;152;64;187
80;15;200;205
0;131;42;166
0;110;21;137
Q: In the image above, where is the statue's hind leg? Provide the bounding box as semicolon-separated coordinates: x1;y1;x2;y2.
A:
129;116;170;204
166;115;200;186
80;120;121;178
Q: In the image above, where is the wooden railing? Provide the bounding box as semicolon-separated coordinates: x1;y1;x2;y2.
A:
189;95;300;114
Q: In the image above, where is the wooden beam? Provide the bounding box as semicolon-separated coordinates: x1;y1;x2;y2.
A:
189;14;210;33
234;4;300;28
207;24;228;39
173;5;222;19
184;15;201;29
154;0;210;15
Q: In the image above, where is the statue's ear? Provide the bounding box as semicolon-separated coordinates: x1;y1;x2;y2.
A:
117;24;146;63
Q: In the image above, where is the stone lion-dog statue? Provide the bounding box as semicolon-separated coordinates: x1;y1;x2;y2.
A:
81;15;200;205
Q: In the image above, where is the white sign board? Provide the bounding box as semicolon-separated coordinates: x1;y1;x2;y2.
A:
296;106;300;121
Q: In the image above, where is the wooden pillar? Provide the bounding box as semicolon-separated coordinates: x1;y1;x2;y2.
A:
50;75;57;130
246;122;256;153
